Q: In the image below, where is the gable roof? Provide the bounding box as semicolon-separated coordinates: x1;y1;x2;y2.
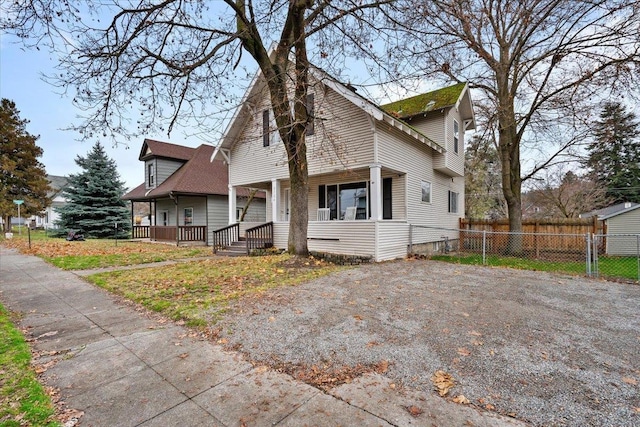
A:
213;64;476;159
124;142;260;201
580;202;640;219
380;82;468;119
139;138;195;161
46;175;68;198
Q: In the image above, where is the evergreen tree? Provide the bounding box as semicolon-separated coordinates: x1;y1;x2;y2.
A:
56;142;130;238
0;99;51;232
586;102;640;204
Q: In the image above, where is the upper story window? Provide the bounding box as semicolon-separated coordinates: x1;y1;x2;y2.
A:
147;163;155;186
453;119;460;154
263;109;280;147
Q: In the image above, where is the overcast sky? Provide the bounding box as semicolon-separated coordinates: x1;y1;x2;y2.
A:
0;37;204;191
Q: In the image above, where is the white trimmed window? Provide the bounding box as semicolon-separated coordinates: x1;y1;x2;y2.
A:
148;163;155;186
448;191;459;213
421;181;432;203
453;119;460;154
184;207;193;225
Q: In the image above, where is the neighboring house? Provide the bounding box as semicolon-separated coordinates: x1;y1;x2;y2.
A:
28;175;68;229
581;202;640;256
212;66;475;261
123;139;265;245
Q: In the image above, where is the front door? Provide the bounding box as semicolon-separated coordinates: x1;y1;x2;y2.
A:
160;211;169;226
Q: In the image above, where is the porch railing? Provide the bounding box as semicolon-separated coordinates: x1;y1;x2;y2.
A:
212;223;240;254
179;226;207;242
149;226;206;242
132;225;149;238
246;222;273;253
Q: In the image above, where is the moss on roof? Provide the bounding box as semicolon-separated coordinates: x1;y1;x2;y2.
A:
380;82;467;119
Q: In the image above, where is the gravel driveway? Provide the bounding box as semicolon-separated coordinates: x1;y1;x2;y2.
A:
217;259;640;426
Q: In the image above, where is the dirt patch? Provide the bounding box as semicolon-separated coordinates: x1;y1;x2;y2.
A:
215;259;640;426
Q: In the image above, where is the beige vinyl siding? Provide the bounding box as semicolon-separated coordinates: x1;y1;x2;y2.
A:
376;221;410;260
404;111;445;146
605;208;640;255
306;86;374;174
229;83;374;187
377;124;463;230
155;158;185;185
307;221;376;257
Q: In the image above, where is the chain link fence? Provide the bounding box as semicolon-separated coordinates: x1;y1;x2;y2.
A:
409;225;640;283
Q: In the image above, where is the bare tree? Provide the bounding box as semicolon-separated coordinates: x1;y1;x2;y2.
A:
526;168;609;219
397;0;640;250
1;0;396;255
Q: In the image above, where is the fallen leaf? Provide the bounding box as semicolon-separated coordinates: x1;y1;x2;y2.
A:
469;330;483;336
633;407;640;413
486;403;495;410
472;340;484;346
178;353;189;359
389;383;396;390
457;347;471;356
462;312;470;317
622;377;637;385
453;395;470;404
268;316;275;322
353;314;363;321
217;338;228;344
432;370;455;397
406;405;424;417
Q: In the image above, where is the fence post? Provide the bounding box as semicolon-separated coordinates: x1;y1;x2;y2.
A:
592;233;599;278
637;235;639;281
482;230;487;265
586;233;591;277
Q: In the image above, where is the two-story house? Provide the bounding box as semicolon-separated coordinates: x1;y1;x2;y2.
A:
123;139;265;245
212;67;474;261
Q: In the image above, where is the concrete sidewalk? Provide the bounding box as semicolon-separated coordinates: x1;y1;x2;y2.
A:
0;246;527;427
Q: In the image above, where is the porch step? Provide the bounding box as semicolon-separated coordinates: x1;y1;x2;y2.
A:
215;240;248;257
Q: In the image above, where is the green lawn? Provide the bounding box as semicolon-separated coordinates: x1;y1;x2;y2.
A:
2;230;211;270
0;304;59;427
430;253;639;281
87;254;343;327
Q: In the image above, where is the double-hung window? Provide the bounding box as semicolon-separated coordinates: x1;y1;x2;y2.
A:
421;181;432;203
148;163;155;186
184;207;193;225
453;119;460;154
448;191;459;214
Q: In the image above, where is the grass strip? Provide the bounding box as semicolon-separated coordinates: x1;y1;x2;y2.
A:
0;304;59;427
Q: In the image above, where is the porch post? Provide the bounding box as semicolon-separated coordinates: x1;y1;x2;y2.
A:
370;164;383;221
175;194;180;246
271;179;280;222
130;202;134;231
228;185;237;224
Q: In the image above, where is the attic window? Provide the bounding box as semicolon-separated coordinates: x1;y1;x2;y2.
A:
453;119;460;154
148;163;155;186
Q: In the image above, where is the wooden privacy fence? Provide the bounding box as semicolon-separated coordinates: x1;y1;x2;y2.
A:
459;218;603;255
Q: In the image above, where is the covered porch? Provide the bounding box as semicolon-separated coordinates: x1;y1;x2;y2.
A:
125;194;210;245
228;165;411;261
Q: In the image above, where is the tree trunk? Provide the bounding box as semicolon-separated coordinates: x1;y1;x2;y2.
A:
497;74;524;254
3;215;12;232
